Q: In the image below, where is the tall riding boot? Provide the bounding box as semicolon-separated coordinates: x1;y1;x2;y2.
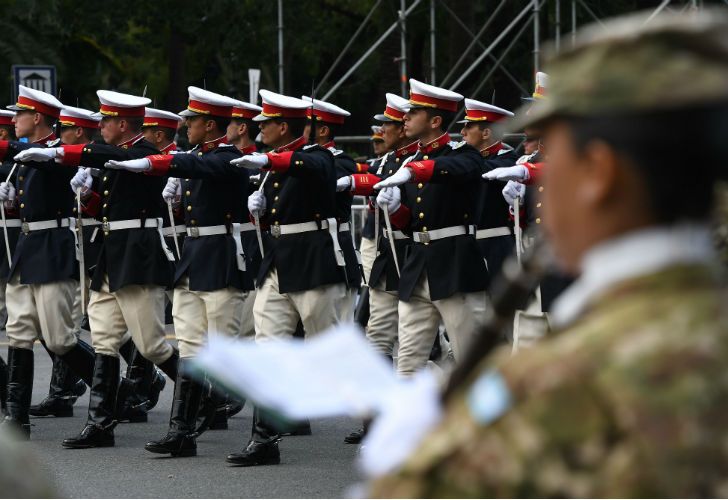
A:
31;341;93;418
196;384;229;432
225;396;245;418
156;348;179;381
62;354;118;449
226;406;281;467
116;343;166;423
2;347;34;439
145;359;202;457
0;355;8;415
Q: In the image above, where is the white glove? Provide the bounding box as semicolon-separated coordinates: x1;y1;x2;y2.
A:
373;167;412;190
0;182;15;202
231;153;269;170
248;191;267;217
162;178;181;203
248;173;262;185
70;168;93;194
13;147;58;163
483;164;529;182
336;176;352;192
104;158;151;172
376;187;401;213
502;181;526;206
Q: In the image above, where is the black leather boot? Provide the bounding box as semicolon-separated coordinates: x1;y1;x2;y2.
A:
0;355;8;415
226;407;281;467
62;354;118;449
116;344;166;423
225;397;245;418
280;418;312;436
156;348;178;381
2;347;34;439
31;341;94;418
145;359;202;457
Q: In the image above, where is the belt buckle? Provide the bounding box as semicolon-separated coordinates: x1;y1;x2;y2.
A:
417;231;431;244
102;221;110;235
271;225;281;238
21;222;29;235
188;227;199;238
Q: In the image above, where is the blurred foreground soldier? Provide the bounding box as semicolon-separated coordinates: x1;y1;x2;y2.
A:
369;10;728;497
0;428;56;497
0;110;17;330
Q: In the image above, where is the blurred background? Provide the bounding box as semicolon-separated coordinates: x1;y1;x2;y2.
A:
0;0;718;155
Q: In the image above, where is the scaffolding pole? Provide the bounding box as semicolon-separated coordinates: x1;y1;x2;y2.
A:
322;0;422;100
437;0;527;95
555;0;561;52
430;0;436;84
533;0;540;73
450;1;537;91
400;0;408;96
643;0;671;25
277;0;284;93
571;0;577;46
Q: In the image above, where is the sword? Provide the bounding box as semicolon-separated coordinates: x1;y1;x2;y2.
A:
1;163;19;268
166;199;181;260
253;171;270;258
514;196;523;265
382;205;400;277
76;187;87;315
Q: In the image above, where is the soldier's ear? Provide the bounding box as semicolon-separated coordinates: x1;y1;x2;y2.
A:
429;113;443;130
32;112;42;126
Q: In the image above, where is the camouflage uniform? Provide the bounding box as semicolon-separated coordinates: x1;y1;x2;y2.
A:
370;264;728;497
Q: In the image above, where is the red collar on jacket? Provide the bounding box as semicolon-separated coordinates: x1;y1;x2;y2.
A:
481;141;503;158
118;133;144;149
322;140;336;149
396;140;419;158
275;135;307;153
240;144;257;154
201;135;228;153
418;133;450;155
160;142;177;154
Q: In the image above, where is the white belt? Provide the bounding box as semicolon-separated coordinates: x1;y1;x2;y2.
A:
81;218;102;227
186;224;247;272
21;218;70;234
163;225;186;237
382;230;409;240
2;219;21;228
100;218;175;262
338;222;350;232
412;225;475;244
269;219;345;267
475;226;512;240
239;222;256;232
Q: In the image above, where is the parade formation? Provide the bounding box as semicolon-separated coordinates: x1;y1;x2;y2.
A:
1;5;728;498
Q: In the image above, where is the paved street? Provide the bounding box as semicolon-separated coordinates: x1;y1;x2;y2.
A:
2;333;362;498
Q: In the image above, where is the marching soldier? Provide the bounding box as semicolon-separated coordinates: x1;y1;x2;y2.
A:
0;86;96;438
15;90;178;448
302;96;361;322
369;10;728;497
373;79;489;376
370;125;386;158
226;89;344;466
107;86;251;457
458;99;518;283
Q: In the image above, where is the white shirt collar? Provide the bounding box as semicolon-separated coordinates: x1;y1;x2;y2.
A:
551;223;715;329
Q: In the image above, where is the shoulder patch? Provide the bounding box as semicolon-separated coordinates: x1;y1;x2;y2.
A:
218;143;235;149
327;146;344;156
46;138;61;147
448;140;466;150
466;369;512;425
303;144;317;151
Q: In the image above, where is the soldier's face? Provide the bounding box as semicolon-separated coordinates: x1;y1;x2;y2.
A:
372;140;386;156
523;127;541;155
60;126;83;145
381;122;405;150
460;122;489;149
258;120;285;147
403;108;429;139
12;110;37;139
99;117;123;144
186;116;207;145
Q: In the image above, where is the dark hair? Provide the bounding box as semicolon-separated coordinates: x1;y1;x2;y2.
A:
41;113;57;128
231;118;257;142
567;102;728;223
145;126;176;142
122;116;144;133
314;120;340;141
424;107;456;132
272;117;306;138
210;116;230;134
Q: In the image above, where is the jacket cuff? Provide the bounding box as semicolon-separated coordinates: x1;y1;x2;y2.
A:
351;173;380;196
82;191;101;217
60;144;86;167
523;162;543;185
355;162;369;173
265;151;294;173
146;155;173;176
408;160;435;183
0;141;8;162
389;204;411;229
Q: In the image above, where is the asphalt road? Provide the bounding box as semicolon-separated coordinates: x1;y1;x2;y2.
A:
2;332;362;498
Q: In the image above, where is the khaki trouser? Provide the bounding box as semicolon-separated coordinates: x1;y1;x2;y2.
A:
397;274;488;376
336;287;357;323
359;236;377;285
88;274;172;364
0;278;7;329
6;275;77;354
366;284;399;358
254;268;345;342
239;289;257;338
172;277;245;358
